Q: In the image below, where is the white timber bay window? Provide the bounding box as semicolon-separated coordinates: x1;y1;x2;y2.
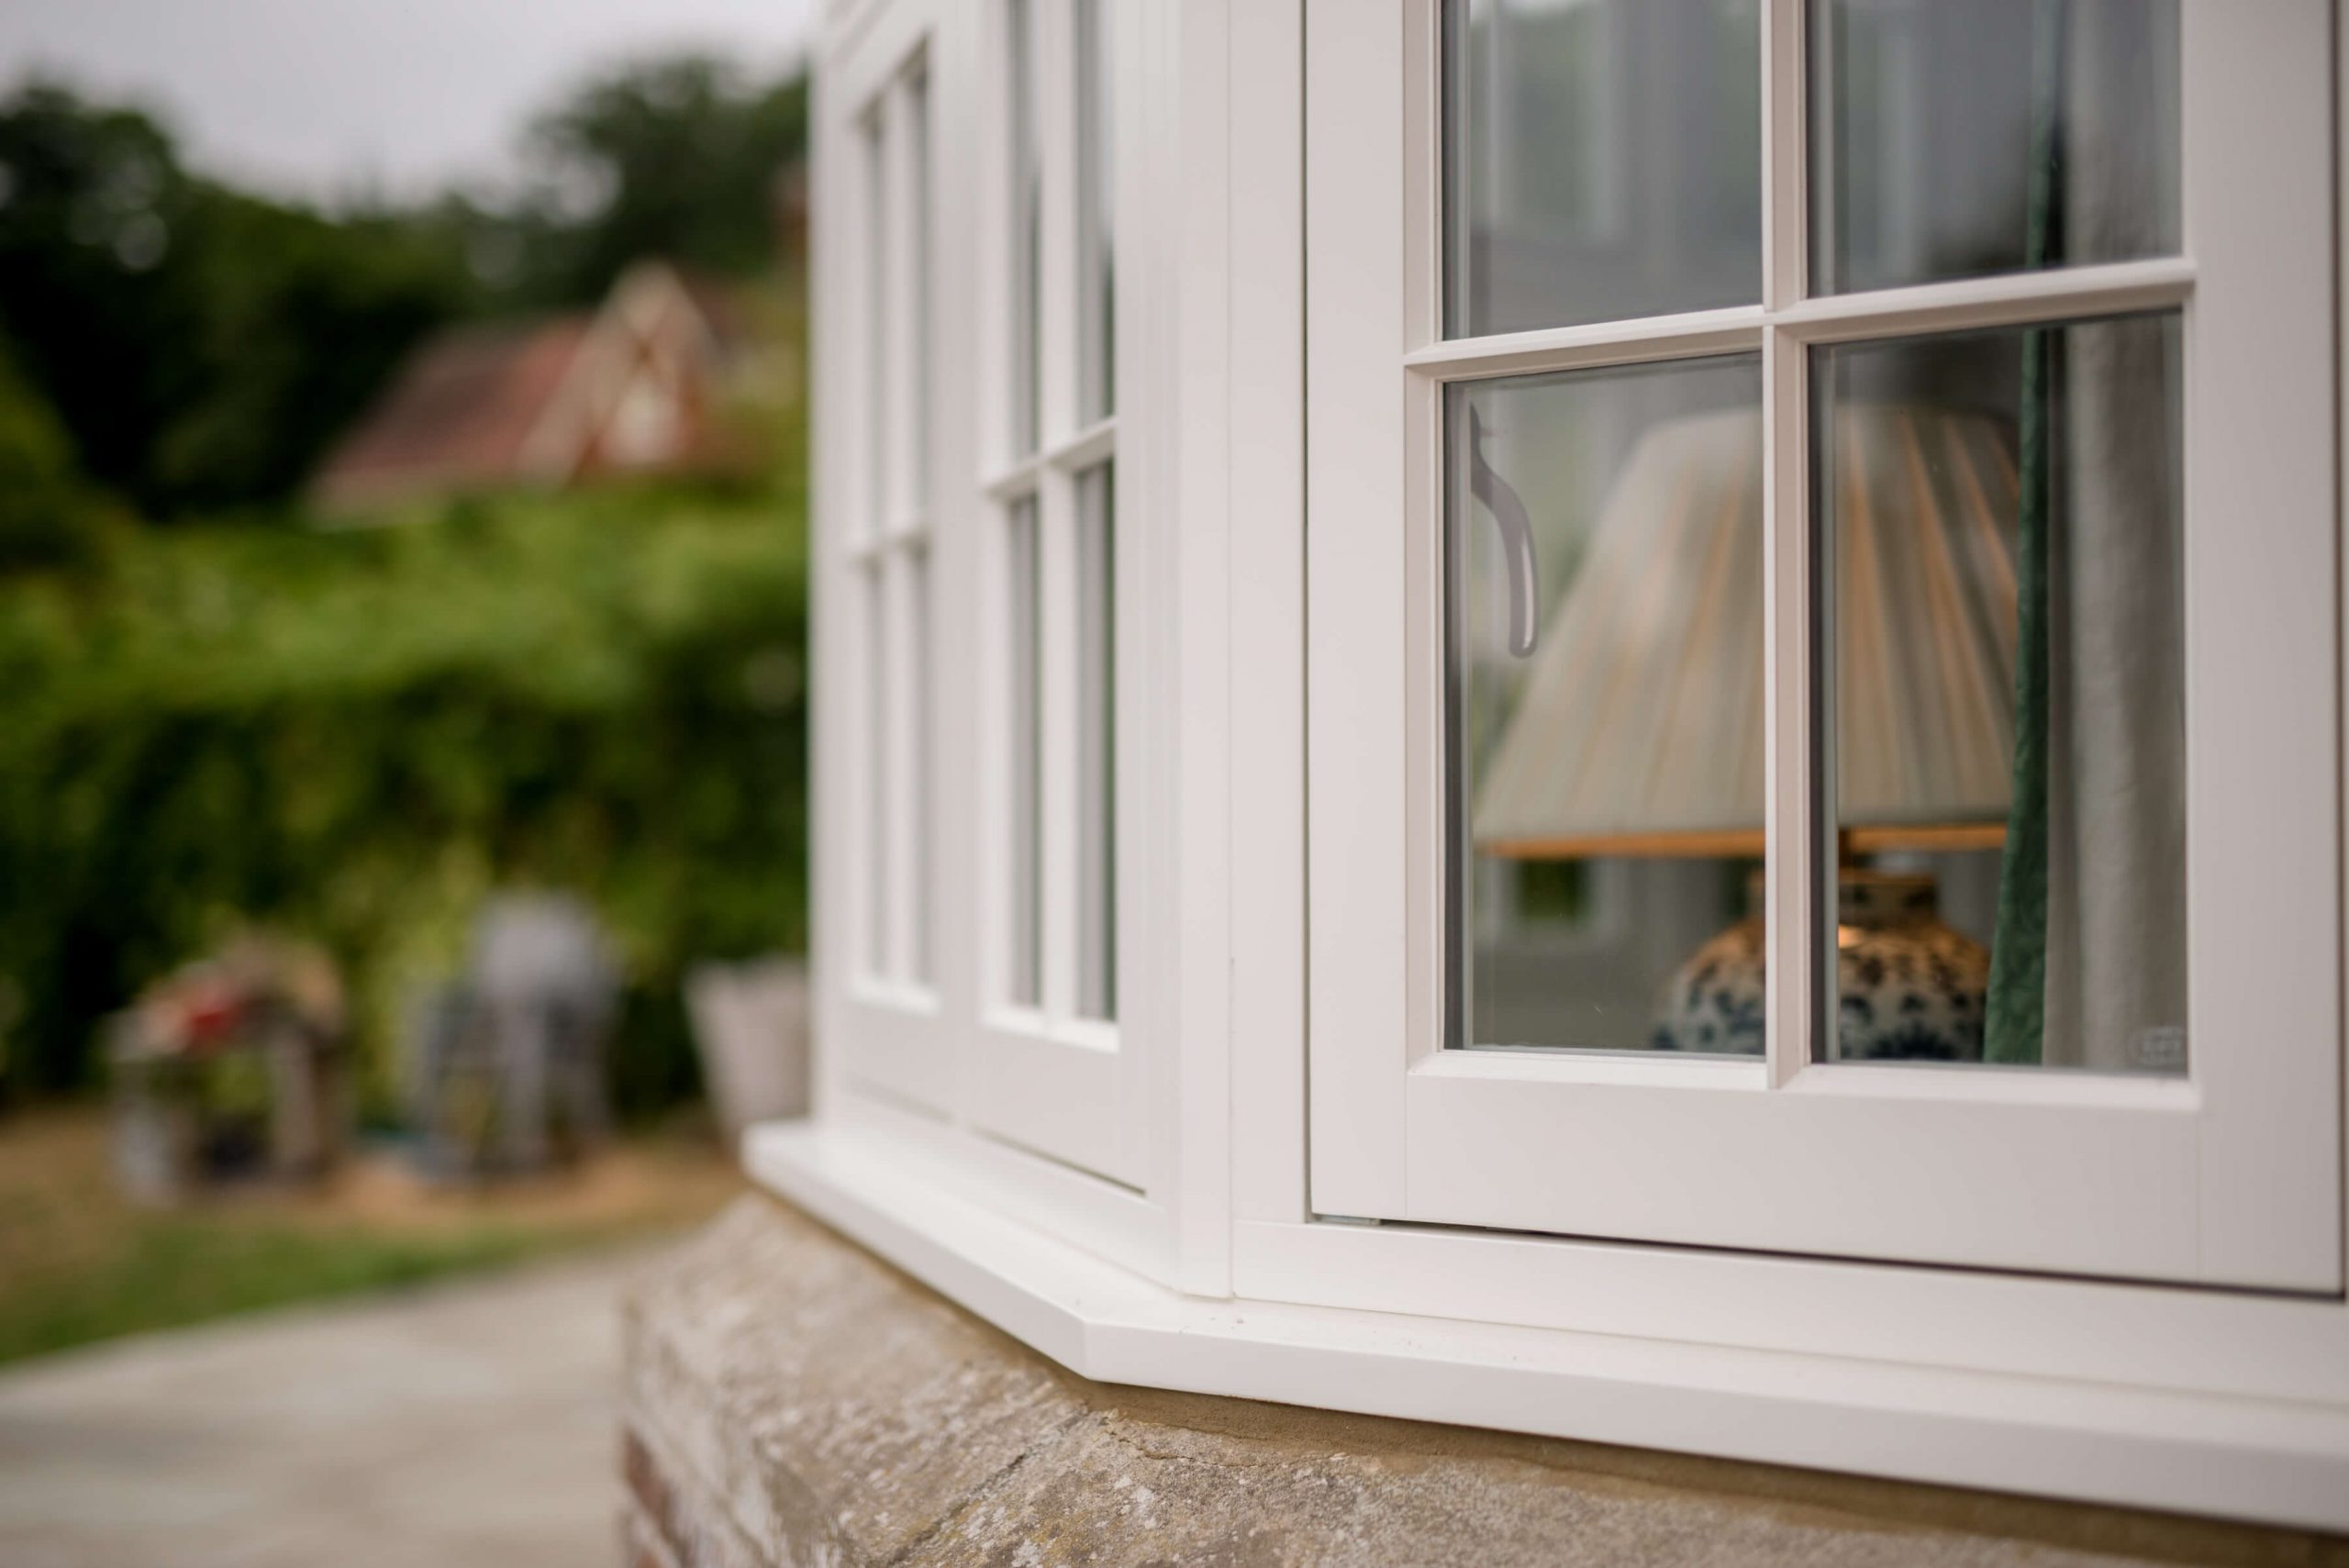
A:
772;0;2349;1529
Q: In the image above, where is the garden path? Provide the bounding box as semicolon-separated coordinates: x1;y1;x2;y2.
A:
0;1244;650;1568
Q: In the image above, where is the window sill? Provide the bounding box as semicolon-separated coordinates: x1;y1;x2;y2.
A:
743;1118;2349;1533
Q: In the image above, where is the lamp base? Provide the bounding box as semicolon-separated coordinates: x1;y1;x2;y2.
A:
1650;870;1990;1061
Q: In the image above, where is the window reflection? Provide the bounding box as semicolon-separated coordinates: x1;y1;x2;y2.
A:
1812;0;2179;295
1444;0;1760;338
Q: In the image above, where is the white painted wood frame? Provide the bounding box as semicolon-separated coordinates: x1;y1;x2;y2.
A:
813;0;1171;1214
783;0;2349;1531
1306;0;2342;1291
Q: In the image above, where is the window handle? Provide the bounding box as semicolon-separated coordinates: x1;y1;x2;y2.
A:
1467;406;1540;657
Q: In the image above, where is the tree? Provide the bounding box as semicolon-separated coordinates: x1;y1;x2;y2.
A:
517;55;807;305
0;82;475;516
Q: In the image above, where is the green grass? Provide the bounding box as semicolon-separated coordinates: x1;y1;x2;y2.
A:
0;1106;742;1365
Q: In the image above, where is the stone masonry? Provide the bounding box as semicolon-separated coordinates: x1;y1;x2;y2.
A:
621;1196;2349;1568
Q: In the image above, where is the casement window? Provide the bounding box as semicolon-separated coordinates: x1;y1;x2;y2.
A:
782;0;2349;1530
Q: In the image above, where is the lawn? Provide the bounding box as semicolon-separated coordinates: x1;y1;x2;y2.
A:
0;1106;744;1365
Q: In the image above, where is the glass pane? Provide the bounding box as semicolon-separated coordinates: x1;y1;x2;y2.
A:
1448;355;1765;1054
1075;463;1118;1018
863;562;891;976
1075;0;1116;424
907;71;932;511
1007;497;1043;1006
907;545;933;985
1815;313;2185;1072
1008;0;1042;453
1811;0;2179;296
863;109;890;529
1444;0;1761;339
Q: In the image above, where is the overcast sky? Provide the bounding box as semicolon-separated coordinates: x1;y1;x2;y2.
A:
0;0;818;205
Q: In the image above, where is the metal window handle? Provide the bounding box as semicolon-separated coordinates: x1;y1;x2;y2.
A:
1467;405;1540;658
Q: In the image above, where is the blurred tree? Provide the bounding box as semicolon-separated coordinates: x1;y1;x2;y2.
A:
517;54;807;304
0;82;474;516
0;331;119;571
0;83;203;511
0;55;807;516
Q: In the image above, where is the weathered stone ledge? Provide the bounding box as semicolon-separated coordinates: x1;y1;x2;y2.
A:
620;1194;2348;1568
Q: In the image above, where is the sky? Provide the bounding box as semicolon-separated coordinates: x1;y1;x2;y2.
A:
0;0;818;205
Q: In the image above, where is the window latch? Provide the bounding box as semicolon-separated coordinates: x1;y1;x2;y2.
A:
1467;405;1539;658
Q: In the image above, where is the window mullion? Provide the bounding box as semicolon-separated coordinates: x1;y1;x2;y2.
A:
1761;324;1817;1090
1760;0;1811;1089
1761;0;1805;314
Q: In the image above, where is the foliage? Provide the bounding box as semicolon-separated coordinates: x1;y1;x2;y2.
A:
0;54;808;516
0;83;478;516
0;470;809;1110
504;55;809;307
0;331;125;570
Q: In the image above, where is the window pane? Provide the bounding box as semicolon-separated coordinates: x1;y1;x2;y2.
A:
863;110;889;528
863;562;891;977
1008;497;1043;1006
1008;0;1042;454
1075;0;1116;424
1448;356;1765;1054
1816;313;2185;1072
1075;463;1118;1019
907;70;932;512
1811;0;2178;296
1443;0;1761;339
907;545;933;985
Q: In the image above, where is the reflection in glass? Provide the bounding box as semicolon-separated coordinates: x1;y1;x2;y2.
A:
1075;463;1117;1019
1008;0;1042;453
1075;0;1116;424
1812;0;2178;295
1008;497;1043;1006
1444;0;1760;339
1816;314;2185;1072
1448;356;1765;1053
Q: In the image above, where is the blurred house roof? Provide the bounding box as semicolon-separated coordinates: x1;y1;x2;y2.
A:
309;261;760;517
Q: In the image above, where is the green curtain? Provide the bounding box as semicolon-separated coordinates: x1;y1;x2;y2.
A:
1985;0;2065;1065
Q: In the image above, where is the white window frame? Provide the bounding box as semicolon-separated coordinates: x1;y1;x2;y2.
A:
773;0;2349;1531
1306;0;2339;1290
808;0;1181;1268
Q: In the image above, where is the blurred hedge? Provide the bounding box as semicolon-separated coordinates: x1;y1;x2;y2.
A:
0;474;807;1116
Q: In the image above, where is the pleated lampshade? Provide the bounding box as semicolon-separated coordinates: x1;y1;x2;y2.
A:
1473;403;2020;860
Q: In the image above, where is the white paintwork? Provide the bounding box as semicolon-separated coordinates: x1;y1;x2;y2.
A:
1305;0;2340;1290
797;0;2349;1528
751;1119;2349;1534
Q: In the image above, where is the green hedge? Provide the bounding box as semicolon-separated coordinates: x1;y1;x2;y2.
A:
0;474;808;1114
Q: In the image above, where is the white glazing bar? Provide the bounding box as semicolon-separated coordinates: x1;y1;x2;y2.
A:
1761;0;1803;314
1760;0;1809;1090
1771;257;2195;342
1399;306;1764;378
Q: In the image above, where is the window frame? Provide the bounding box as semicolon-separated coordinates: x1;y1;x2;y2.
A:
783;0;2349;1530
810;0;1177;1255
1306;0;2340;1290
